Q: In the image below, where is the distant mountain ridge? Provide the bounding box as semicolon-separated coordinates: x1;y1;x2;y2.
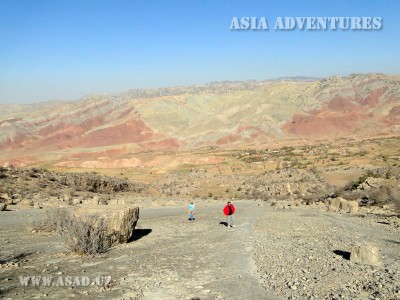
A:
0;73;399;167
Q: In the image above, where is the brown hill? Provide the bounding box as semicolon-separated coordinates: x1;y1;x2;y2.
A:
0;73;399;167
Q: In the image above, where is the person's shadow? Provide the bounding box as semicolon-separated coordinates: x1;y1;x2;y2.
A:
219;221;228;227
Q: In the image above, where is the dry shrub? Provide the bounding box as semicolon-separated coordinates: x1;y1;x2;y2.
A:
369;188;390;206
369;183;400;206
302;191;327;205
32;208;109;256
60;214;109;256
333;186;363;201
31;208;70;232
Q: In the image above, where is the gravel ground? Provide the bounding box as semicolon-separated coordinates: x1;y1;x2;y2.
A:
1;201;399;299
253;206;400;300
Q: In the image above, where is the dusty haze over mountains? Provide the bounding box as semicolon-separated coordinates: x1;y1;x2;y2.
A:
0;73;399;168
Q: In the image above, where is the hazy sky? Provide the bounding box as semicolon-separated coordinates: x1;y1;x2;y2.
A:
1;0;399;103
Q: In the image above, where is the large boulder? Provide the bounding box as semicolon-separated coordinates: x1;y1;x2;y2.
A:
59;206;140;254
351;242;381;266
105;207;140;245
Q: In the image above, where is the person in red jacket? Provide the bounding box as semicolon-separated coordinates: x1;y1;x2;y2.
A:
223;201;236;228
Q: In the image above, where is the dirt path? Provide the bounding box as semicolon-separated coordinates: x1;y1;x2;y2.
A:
131;201;280;299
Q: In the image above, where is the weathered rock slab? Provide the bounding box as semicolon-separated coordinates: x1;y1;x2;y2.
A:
105;207;140;245
351;242;381;266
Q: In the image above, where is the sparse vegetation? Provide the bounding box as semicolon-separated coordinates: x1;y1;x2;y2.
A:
302;192;325;205
31;208;110;255
333;167;400;210
60;213;109;256
31;208;69;232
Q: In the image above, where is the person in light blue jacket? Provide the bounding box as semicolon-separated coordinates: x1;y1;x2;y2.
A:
188;202;195;221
